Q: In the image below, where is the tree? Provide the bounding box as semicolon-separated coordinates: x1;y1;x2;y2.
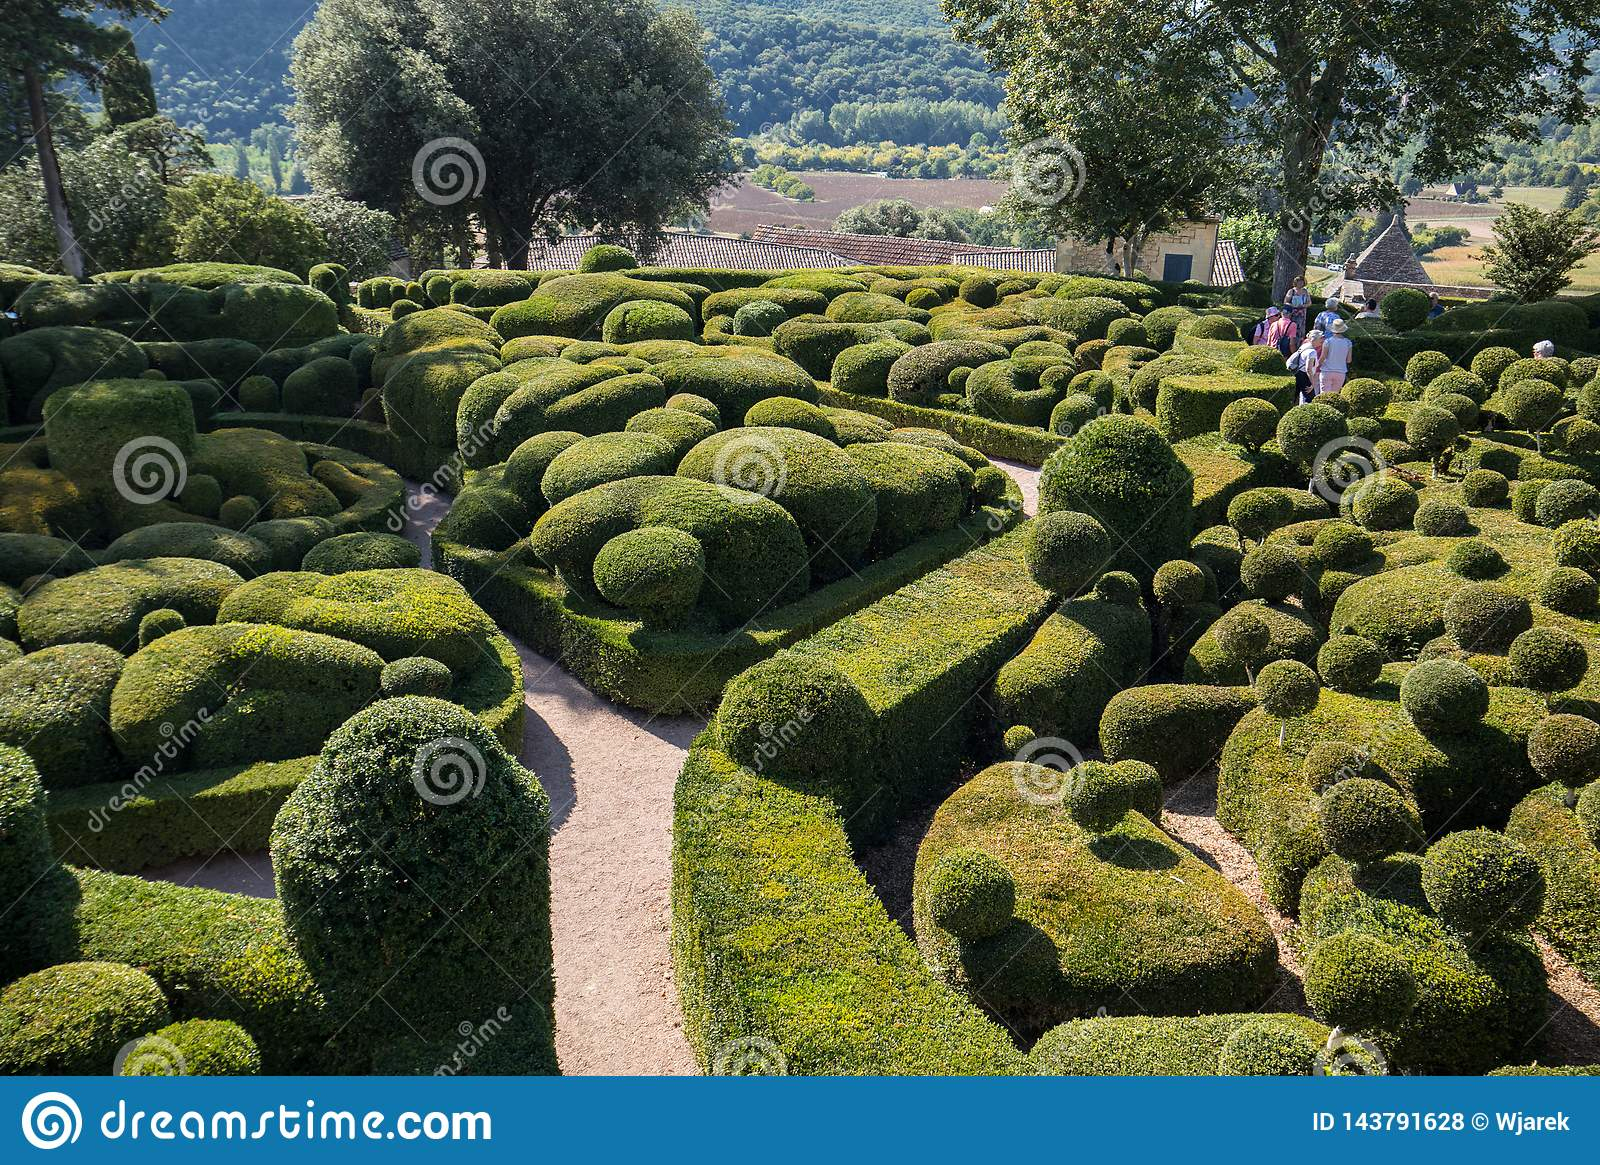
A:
0;0;165;277
232;142;250;182
296;193;397;280
291;0;734;268
834;198;966;239
945;0;1600;301
1220;213;1278;283
97;23;156;126
1481;204;1600;301
167;173;329;275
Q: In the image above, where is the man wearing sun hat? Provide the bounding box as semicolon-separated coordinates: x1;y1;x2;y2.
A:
1318;316;1353;395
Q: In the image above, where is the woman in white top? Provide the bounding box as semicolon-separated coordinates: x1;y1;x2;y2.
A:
1288;330;1323;403
1318;318;1353;394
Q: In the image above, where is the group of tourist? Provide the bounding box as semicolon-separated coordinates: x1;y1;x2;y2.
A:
1249;281;1354;401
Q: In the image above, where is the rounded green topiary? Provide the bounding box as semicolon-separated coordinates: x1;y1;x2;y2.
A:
1526;714;1600;791
1446;538;1507;579
1227;488;1293;542
1427;390;1480;430
1405;351;1454;387
1303;933;1417;1035
1240;544;1303;601
1234;345;1288;376
1421;829;1544;938
1303;740;1371;791
1576;781;1600;847
1414;499;1470;537
1535;478;1600;528
1216;1019;1321;1076
1320;776;1423;864
1106;317;1148;348
137;607;185;647
1460;468;1509;507
1065;759;1158;834
271;697;554;1072
1094;570;1142;606
1511;479;1548;524
665;391;721;427
1317;633;1383;694
177;473;224;519
1025;510;1112;597
1038;415;1193;582
1002;724;1035;754
0;745;76;981
379;655;454;698
1276;403;1347;471
1431;368;1491;404
1443;582;1532;651
0;642;125;789
1342;378;1392;418
1401;658;1490;733
117;1018;261;1076
1152;559;1205;608
1049;392;1100;436
602;299;696;345
1310;522;1374;570
237;374;278;412
1507;626;1589;694
1256;659;1319;719
1559;416;1600;455
1345;473;1417;531
0;962;170;1074
1213;607;1271;674
744;395;837;440
1405;404;1459;466
300;532;421;574
732;299;789;337
1470;345;1521;386
1219;397;1279;453
1538;566;1598;616
218;494;260;530
1379;287;1430;330
578;244;637;273
719;652;875;795
924;847;1015;940
593;526;706;624
1554;519;1600;574
958;276;998;308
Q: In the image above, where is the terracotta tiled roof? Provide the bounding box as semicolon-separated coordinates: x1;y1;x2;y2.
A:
1354;219;1431;286
1210;239;1244;286
960;248;1058;273
520;230;853;271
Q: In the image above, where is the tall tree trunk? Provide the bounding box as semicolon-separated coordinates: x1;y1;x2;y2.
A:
24;66;83;279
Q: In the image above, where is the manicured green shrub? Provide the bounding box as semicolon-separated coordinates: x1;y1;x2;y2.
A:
0;642;124;788
1256;659;1319;720
0;746;76;981
99;523;273;578
1275;402;1346;473
282;356;359;416
1049;392;1099;436
579;244;637;272
1024;510;1110;596
1213;606;1271;676
1511;479;1547;524
1461;468;1509;507
1414;499;1469;537
1405;405;1459;472
744;396;837;440
1320;777;1424;865
1030;1012;1341;1075
178;473;224;517
0;962;170;1074
1098;684;1257;784
1317;634;1383;694
1500;379;1565;441
1535;479;1600;528
1446;538;1507;579
1471;345;1521;385
1501;356;1567;390
1310;522;1374;570
1554;518;1600;573
1405;351;1454;387
655;354;817;420
117;1018;261;1076
886;340;1007;404
272;697;554;1073
1182;314;1242;341
1226;488;1293;542
1526;713;1600;791
1219;397;1278;452
1303;933;1416;1035
1443;582;1532;651
1152;559;1205;608
1428;390;1480;430
1422;829;1544;938
593;525;706;624
17;558;241;650
602;299;696;344
1539;566;1598;615
1;326;149;419
958;276;998;307
1401;658;1489;733
378;655;453;698
1106;318;1148;348
1578;782;1600;846
1141;305;1195;350
299;532;419;574
1379;287;1430;330
1429;367;1490;403
1240;544;1302;600
1303;740;1371;791
622;407;716;460
841;440;972;557
541;431;678;505
137;608;185;647
1064;759;1162;834
218;495;260;530
1217;1019;1321;1076
830;339;911;396
1507;626;1588;694
923;847;1014;940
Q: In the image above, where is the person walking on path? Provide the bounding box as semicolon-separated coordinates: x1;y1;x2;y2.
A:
1289;329;1323;403
1318;318;1353;394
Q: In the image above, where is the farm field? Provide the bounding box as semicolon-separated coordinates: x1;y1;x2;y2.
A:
707;170;1011;234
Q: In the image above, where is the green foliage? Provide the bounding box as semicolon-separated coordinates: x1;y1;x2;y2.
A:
1240;544;1302;601
923;847;1014;940
1401;658;1490;734
1443;582;1532;651
378;655;453;698
0;642;124;788
593;526;706;624
0;746;76;981
1481;203;1600;301
1422;829;1544;938
1405;351;1455;387
1255;659;1319;719
1303;933;1416;1034
1379;287;1430;330
1414;499;1469;537
0;962;170;1075
1507;626;1588;693
1538;565;1598;615
118;1019;261;1076
1447;538;1508;579
1216;1019;1321;1076
1317;634;1384;694
1461;468;1510;507
167;174;327;274
1320;777;1424;865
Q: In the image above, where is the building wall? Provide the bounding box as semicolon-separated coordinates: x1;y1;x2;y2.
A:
1055;219;1220;282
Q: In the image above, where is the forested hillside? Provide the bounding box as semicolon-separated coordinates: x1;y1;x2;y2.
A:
129;0;999;143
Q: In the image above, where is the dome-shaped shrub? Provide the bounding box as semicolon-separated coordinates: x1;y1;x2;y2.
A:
1240;544;1303;601
1002;724;1036;754
1065;759;1160;834
1345;474;1417;531
1094;570;1142;606
117;1018;261;1076
578;244;637;272
593;526;705;624
1431;368;1490;403
1311;522;1373;569
1526;713;1600;791
1304;933;1416;1034
379;655;453;698
1049;393;1100;437
1025;510;1112;597
1185;315;1241;340
219;494;260;530
666;392;721;426
1507;626;1588;694
958;276;998;308
1401;658;1489;733
719;653;874;796
1511;479;1547;524
1317;634;1383;693
1153;559;1205;608
1468;345;1519;385
1217;1019;1321;1076
1227;488;1294;542
1501;379;1565;437
1220;397;1279;452
1276;403;1347;472
1445;538;1507;579
1343;377;1391;418
1257;659;1319;718
1213;607;1271;674
1443;582;1532;651
1106;318;1148;348
733;299;789;338
1038;415;1193;581
1320;777;1422;865
1235;345;1288;375
1421;829;1544;938
137;607;186;647
1501;356;1567;390
924;847;1014;940
1303;740;1371;791
1534;478;1600;528
1560;416;1600;455
1428;391;1480;430
1379;287;1430;330
1554;519;1600;573
1460;468;1509;507
1405;405;1459;468
1405;351;1454;387
1414;499;1470;537
0;962;170;1074
1538;566;1598;616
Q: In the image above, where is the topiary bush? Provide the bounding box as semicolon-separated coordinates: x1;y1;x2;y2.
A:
923;847;1014;940
1446;538;1508;579
1405;351;1454;387
1507;626;1589;694
1227;488;1294;543
1064;759;1162;835
0;642;124;788
1025;510;1111;597
1303;933;1416;1036
1256;658;1319;724
1443;582;1532;652
1421;829;1544;939
1303;740;1372;792
1379;287;1430;330
1400;658;1490;734
271;697;554;1073
1461;468;1509;507
1219;396;1279;453
1319;777;1424;865
1216;1018;1321;1076
1310;522;1374;570
1317;633;1383;694
592;525;706;624
1414;499;1470;537
0;746;76;981
378;655;454;698
1554;518;1600;574
578;244;637;272
137;607;185;647
0;962;171;1074
1538;566;1598;616
1344;473;1418;531
116;1018;262;1076
602;299;696;345
1577;781;1600;846
1535;478;1600;528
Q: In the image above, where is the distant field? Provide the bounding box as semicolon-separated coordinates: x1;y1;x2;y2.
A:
1498;186;1568;211
706;170;1011;234
1421;243;1600;294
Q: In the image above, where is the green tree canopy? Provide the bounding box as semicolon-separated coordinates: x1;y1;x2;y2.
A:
1481;203;1600;302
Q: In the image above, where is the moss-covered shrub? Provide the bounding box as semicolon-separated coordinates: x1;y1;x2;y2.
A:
1535;478;1600;528
0;962;170;1074
1401;658;1490;734
282;356;359;416
137;607;185;647
1446;538;1508;579
298;531;419;574
1218;396;1278;452
885;340;1008;404
1344;473;1418;531
1414;499;1470;537
1461;468;1510;507
1443;582;1532;651
602;299;696;345
1240;543;1303;601
1317;634;1383;694
272;697;553;1072
0;642;124;788
1065;759;1162;834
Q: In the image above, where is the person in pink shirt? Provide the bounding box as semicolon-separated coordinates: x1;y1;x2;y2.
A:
1318;317;1353;394
1266;309;1298;353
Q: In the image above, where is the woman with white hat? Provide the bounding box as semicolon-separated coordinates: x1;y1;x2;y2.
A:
1318;317;1353;395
